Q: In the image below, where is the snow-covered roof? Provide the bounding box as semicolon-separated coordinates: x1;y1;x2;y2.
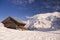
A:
2;16;26;25
10;16;26;24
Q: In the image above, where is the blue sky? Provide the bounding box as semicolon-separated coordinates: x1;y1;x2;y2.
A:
0;0;60;22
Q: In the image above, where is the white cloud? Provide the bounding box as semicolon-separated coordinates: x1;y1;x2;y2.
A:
9;0;35;5
26;16;32;19
28;0;35;4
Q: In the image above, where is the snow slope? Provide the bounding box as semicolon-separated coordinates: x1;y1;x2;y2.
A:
25;12;60;31
0;23;60;40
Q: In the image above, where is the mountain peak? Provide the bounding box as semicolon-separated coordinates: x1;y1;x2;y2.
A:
25;12;60;31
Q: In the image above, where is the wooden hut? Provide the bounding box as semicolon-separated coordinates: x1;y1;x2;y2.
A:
2;16;27;30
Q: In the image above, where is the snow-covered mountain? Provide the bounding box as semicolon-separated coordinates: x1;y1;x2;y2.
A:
25;12;60;31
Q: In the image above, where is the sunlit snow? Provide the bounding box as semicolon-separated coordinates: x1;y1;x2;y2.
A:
25;12;60;31
0;23;60;40
0;12;60;40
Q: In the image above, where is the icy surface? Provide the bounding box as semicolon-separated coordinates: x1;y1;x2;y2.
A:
25;12;60;31
0;23;60;40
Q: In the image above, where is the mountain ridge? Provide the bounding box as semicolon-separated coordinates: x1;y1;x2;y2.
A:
25;12;60;31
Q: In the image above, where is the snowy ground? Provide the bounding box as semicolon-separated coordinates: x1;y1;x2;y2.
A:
0;23;60;40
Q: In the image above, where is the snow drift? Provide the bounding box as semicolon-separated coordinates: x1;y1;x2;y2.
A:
0;23;60;40
25;12;60;31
